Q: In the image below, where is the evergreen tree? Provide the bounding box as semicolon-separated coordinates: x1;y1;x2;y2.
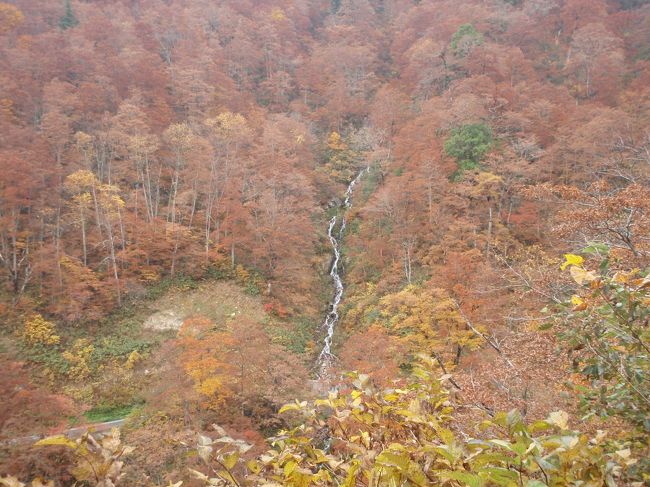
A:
59;0;79;30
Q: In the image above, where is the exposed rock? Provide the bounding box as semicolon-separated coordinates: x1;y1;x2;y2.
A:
327;197;342;208
143;310;183;331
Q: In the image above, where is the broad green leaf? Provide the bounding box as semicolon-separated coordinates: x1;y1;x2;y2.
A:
580;243;609;255
375;451;410;470
489;439;513;451
479;467;519;485
438;470;484;487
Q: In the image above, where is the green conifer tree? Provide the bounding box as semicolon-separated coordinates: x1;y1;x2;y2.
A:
59;0;79;30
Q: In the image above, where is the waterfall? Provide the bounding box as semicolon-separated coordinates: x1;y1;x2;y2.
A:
317;167;369;377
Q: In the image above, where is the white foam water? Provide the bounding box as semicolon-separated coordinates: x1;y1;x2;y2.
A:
317;167;369;377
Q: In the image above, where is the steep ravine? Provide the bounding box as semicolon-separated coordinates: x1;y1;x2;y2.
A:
317;167;369;378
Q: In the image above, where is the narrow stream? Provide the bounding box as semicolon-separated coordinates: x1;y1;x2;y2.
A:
317;167;369;377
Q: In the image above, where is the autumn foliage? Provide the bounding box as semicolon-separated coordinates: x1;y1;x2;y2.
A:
1;0;649;483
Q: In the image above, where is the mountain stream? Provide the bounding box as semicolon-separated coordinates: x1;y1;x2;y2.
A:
317;167;369;378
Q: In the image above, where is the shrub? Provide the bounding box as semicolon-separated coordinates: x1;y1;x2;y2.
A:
554;249;650;433
192;356;633;486
444;123;493;178
22;314;60;346
450;23;483;57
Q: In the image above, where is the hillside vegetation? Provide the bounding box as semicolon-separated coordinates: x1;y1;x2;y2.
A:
0;0;649;484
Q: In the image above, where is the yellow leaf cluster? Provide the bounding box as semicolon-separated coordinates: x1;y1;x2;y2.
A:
560;253;584;270
327;131;347;151
62;339;94;381
139;267;160;282
234;264;250;283
0;3;24;35
379;285;476;358
0;475;54;486
163;122;195;151
205;112;251;142
64;169;98;193
22;314;60;346
178;317;237;410
73;131;93;152
0;97;17;123
124;350;142;370
271;7;287;21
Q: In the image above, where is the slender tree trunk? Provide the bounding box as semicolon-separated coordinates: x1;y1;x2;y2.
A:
80;206;87;266
107;223;121;305
117;206;126;269
102;208;121;305
55;207;63;288
91;183;103;240
486;206;493;258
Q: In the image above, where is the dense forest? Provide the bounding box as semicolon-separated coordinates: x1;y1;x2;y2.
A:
1;0;649;485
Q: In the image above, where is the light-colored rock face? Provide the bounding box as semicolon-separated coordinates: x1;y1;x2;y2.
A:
143;310;184;331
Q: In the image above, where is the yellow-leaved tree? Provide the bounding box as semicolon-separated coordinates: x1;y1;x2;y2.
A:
379;285;483;365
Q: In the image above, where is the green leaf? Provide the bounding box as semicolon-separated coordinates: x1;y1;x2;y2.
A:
479;467;519;485
489;439;514;451
438;470;484;487
375;451;410;470
580;243;609;255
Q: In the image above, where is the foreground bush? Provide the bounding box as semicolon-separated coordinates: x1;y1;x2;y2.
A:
193;356;635;486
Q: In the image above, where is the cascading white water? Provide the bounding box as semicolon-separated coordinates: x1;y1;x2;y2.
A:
317;167;369;377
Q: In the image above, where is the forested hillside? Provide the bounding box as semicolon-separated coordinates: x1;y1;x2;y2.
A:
1;0;649;485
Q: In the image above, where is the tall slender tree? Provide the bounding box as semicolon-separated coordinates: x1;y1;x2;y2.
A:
59;0;79;30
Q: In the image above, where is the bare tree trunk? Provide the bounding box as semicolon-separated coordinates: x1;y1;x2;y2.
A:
104;215;121;305
486;206;493;258
55;207;63;288
80;206;87;266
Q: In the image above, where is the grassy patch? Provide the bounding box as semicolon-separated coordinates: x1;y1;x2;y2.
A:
146;273;200;300
360;168;381;201
84;401;143;423
67;416;81;427
268;315;318;354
